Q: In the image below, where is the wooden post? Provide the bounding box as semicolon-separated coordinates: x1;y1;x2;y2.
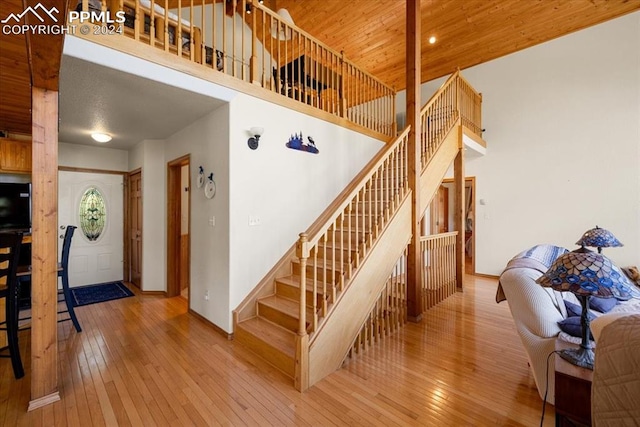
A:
405;0;422;321
296;233;308;335
249;0;259;84
453;126;465;291
29;87;60;411
295;233;309;391
24;0;67;410
340;51;346;118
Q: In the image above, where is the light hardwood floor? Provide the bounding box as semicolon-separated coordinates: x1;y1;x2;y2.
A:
1;275;554;426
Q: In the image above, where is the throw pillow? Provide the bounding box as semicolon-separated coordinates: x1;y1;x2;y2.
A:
589;296;617;313
564;300;595;320
558;316;594;340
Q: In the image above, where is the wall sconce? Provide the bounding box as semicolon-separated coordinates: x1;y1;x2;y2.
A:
247;127;264;150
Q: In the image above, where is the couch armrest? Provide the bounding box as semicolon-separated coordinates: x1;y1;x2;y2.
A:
500;268;565;338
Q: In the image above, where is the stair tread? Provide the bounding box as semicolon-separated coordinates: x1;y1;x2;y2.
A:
259;295;303;315
237;316;295;357
258;294;317;320
276;275;335;292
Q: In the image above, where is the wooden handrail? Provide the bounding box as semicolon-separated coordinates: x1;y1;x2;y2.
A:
294;126;410;337
420;231;458;242
292;67;482;337
303;126;410;252
420;71;459;116
418;70;482;170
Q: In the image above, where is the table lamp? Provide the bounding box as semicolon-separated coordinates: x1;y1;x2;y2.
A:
536;251;626;370
576;226;623;253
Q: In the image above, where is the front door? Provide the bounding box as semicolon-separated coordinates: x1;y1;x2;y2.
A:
58;171;124;287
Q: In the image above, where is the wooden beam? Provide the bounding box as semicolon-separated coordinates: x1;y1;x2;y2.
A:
405;0;422;321
24;0;67;90
28;86;60;411
453;127;465;291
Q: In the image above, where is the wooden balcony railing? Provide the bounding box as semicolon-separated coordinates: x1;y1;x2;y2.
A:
420;70;482;169
420;232;458;309
77;0;395;138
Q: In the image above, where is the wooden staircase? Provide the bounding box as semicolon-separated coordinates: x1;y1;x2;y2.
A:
234;186;386;380
233;71;484;391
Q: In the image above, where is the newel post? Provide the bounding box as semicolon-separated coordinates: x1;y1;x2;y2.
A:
296;233;309;335
295;233;309;391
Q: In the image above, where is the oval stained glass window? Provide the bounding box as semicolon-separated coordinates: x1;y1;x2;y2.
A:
79;187;106;241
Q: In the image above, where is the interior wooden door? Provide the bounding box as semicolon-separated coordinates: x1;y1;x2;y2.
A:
430;185;449;234
129;170;142;288
167;155;190;298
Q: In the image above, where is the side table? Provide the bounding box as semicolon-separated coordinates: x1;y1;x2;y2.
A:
554;341;593;426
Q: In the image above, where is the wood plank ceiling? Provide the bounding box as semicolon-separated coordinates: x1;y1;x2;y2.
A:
0;0;32;135
275;0;640;90
0;0;639;135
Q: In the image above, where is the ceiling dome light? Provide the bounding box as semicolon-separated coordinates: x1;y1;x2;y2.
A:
91;132;112;143
428;36;437;44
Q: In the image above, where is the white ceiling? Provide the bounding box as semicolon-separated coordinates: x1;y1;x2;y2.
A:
59;56;226;150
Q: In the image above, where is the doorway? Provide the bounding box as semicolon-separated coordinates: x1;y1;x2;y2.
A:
127;169;142;288
167;155;190;299
432;177;476;275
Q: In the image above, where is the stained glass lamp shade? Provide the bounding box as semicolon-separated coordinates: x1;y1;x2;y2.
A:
576;226;623;253
536;251;626;369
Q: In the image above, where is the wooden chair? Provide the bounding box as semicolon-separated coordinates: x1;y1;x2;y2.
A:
0;232;25;379
17;225;82;333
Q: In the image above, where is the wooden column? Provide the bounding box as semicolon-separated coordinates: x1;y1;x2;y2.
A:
24;0;67;411
405;0;422;321
453;127;465;291
29;87;60;410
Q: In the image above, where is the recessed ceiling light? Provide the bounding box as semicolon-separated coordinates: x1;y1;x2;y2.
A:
429;36;437;44
91;132;112;143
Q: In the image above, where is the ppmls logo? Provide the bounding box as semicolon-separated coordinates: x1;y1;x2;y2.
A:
1;4;59;24
1;3;66;35
1;3;125;35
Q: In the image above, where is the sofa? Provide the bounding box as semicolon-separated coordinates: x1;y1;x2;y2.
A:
497;245;640;404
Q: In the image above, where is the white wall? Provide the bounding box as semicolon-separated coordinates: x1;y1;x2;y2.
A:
401;12;640;275
164;106;231;329
129;139;167;292
227;94;384;329
59;142;128;171
161;94;384;332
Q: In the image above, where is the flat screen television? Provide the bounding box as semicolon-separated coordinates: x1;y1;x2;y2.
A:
0;182;31;232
